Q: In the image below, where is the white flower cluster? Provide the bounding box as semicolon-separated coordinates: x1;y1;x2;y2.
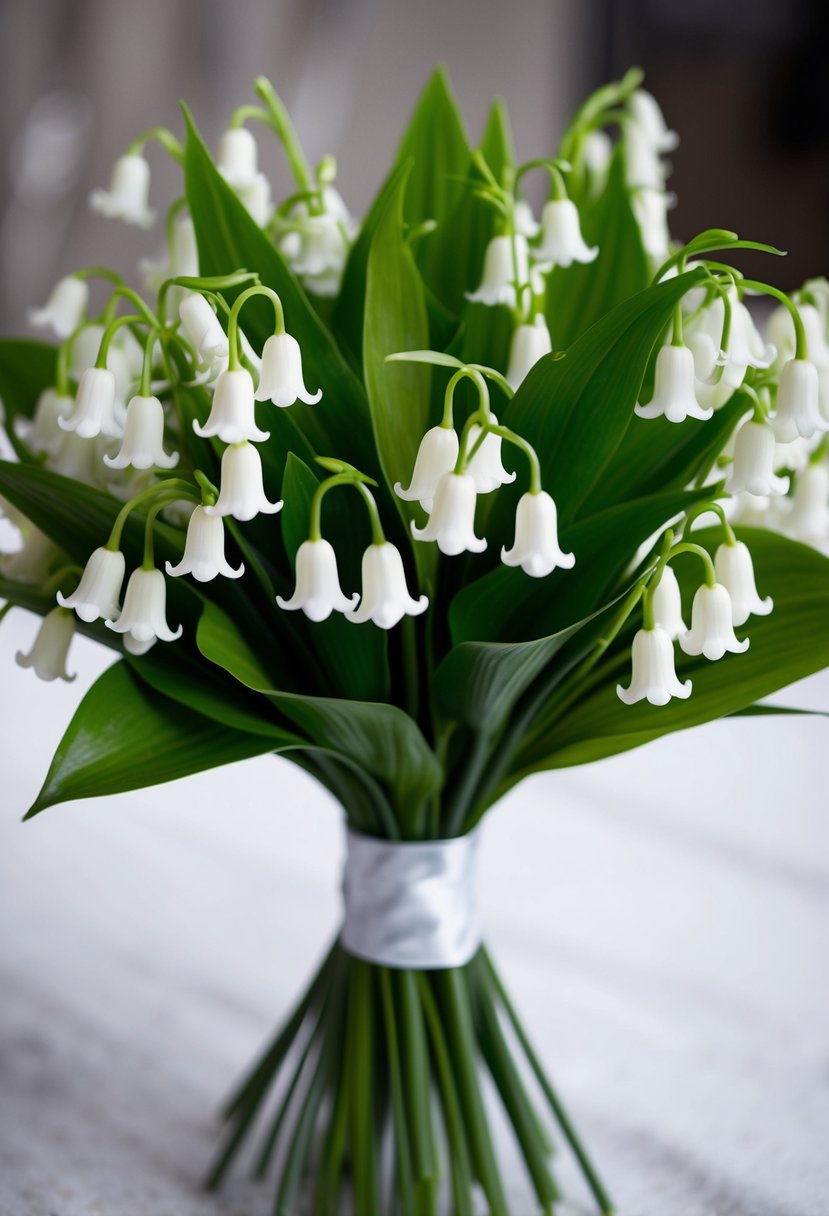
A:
618;536;771;707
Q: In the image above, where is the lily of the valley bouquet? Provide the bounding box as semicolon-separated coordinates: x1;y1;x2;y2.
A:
3;65;829;1215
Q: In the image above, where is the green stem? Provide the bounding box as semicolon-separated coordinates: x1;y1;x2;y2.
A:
379;970;417;1216
253;77;316;201
682;499;736;546
481;947;615;1215
668;540;717;587
418;975;474;1216
107;479;197;552
95;313;147;370
740;279;808;360
127;125;184;163
350;960;380;1215
228;285;285;369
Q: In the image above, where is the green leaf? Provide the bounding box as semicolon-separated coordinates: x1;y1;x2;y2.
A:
514;529;829;775
280;453;390;702
0;338;58;425
126;645;302;742
364;165;432;499
197;601;441;824
729;703;829;718
479;99;514;187
433;613;594;741
181;105;378;479
392;67;471;306
544;147;651;349
26;660;279;817
332;160;411;372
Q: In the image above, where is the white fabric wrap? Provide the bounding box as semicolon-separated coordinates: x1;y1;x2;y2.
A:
341;826;482;969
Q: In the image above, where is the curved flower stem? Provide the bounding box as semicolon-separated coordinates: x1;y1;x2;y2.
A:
668;540;717;587
253;76;318;204
682;499;736;546
740;278;808;360
74;266;124;288
107;479;198;551
95;313;151;370
227;285;285;370
474;423;542;493
442;367;491;430
127;124;184;163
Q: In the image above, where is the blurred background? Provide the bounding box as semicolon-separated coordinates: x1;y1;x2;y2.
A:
1;2;828;1214
1;0;828;329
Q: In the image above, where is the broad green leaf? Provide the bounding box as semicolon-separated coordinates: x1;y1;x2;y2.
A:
363;165;437;588
364;165;432;497
392;67;471;306
433;613;594;741
126;645;302;742
25;660;279;817
590;391;747;512
512;529;829;777
197;600;441;824
0;339;58;424
332;160;411;372
479;99;514;187
729;703;829;718
280;453;390;702
544;147;651;349
450;488;710;644
181;106;378;480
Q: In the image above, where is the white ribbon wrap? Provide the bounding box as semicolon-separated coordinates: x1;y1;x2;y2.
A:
341;827;482;969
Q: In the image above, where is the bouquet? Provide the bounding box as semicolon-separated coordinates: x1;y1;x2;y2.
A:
2;64;829;1215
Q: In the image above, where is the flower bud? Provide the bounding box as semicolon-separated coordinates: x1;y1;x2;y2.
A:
506;316;552;390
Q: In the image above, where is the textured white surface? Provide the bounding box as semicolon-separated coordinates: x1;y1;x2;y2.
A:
1;611;828;1215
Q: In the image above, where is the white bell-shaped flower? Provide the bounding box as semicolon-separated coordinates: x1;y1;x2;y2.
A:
767;303;829;370
501;490;574;578
0;523;57;584
16;607;76;683
582;129;613;190
106;567;182;644
784;462;829;548
411;471;486;556
465;413;516;495
29;275;89;339
635;345;713;423
194;368;269;443
684;329;720;384
651;565;686;638
217;127;260;186
89;154;155;228
103;394;178;470
57;546;125;623
71;325;133;402
346;542;428;629
506;316;552;390
48;431;100;485
277;538;358;622
236;174;274;227
178;293;229;378
727;419;790;496
255;333;322;407
534;199;598;269
623;122;666;190
466;234;529;308
714;541;773;626
166;506;244;583
17;389;73;456
280;213;345;278
629;89;679;153
631;189;673;260
513;199;540;238
394;426;459;513
204;441;282;522
617;626;691;706
772;359;828;442
141;215;200;312
59;367;122;440
679;582;749;660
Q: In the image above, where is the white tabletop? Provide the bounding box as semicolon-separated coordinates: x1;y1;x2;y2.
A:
1;613;828;1216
